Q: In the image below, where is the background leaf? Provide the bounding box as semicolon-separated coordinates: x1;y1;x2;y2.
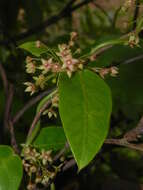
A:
0;145;23;190
34;126;66;151
59;70;112;170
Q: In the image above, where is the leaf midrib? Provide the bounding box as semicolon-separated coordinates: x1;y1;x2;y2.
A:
79;72;89;166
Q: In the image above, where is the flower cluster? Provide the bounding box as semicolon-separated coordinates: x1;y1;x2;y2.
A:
121;0;132;13
22;146;63;190
127;32;140;48
24;32;84;95
92;66;118;79
43;93;59;118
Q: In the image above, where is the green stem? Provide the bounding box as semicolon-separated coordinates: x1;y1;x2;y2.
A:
50;183;55;190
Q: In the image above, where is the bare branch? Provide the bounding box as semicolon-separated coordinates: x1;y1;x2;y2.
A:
0;62;8;96
0;62;19;152
4;84;14;131
12;88;55;124
124;115;143;141
53;142;69;162
105;138;143;152
9;120;20;154
62;158;76;172
113;54;143;67
133;0;140;30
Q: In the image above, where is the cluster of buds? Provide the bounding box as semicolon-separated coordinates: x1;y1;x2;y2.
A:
22;146;62;190
24;32;84;95
92;66;118;79
127;32;140;48
25;56;36;74
121;0;133;13
43;93;59;118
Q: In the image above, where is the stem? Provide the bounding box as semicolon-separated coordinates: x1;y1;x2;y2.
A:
133;0;140;30
26;89;57;145
50;183;55;190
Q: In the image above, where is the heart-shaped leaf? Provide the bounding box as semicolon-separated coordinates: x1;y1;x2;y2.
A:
59;70;112;170
0;145;23;190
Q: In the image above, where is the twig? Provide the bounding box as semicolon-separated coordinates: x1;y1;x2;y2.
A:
27;100;51;139
105;138;143;152
62;158;76;172
12;88;55;124
60;137;143;172
132;0;140;30
121;54;143;65
0;62;8;96
9;120;20;154
4;84;14;131
124;115;143;141
0;0;93;46
113;54;143;67
0;62;19;152
53;142;69;162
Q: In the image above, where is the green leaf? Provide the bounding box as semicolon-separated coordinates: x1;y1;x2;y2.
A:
34;127;66;151
19;41;62;63
59;70;112;170
0;145;23;190
136;16;143;34
19;41;48;56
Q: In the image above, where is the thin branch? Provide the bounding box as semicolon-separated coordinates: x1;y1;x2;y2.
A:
60;137;143;172
113;54;143;67
62;158;76;172
124;115;143;141
105;138;143;152
121;54;143;65
4;84;19;153
27;100;51;139
12;88;55;124
9;120;20;154
4;83;14;131
53;142;69;162
0;62;8;96
0;62;19;152
0;0;93;46
132;0;140;30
